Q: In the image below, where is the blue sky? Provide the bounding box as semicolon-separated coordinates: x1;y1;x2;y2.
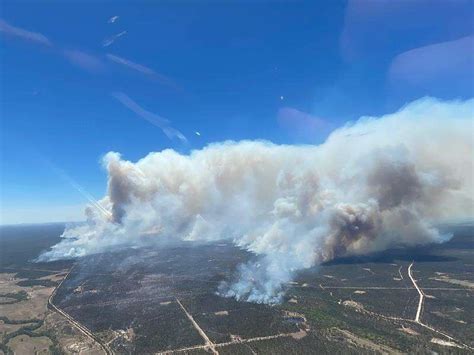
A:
1;0;473;224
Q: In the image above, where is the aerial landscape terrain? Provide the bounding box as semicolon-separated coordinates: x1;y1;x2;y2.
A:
1;222;473;354
1;1;473;354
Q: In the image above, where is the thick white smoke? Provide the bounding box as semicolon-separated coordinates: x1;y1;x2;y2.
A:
39;97;474;303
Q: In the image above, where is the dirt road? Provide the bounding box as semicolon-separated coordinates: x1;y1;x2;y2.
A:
48;266;114;355
407;262;424;323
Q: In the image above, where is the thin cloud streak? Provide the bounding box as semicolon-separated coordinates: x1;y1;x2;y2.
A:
0;19;180;90
389;35;474;87
277;107;331;141
106;53;181;90
102;30;127;47
63;49;105;72
0;19;52;46
112;92;187;143
106;53;156;75
0;19;106;74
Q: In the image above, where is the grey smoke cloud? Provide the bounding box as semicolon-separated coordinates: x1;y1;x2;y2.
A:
39;97;474;303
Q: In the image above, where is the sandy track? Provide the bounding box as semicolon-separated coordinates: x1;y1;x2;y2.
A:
398;265;404;280
156;332;297;354
408;262;424;323
157;297;303;355
175;298;218;355
405;262;473;350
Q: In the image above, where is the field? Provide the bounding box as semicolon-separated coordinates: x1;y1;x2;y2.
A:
0;224;103;355
0;223;473;354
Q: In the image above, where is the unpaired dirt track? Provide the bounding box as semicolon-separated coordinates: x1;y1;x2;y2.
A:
48;265;114;355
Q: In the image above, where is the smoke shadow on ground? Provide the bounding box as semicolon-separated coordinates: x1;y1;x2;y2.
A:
323;224;473;266
322;248;457;266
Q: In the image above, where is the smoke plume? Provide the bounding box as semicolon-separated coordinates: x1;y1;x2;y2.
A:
39;98;474;303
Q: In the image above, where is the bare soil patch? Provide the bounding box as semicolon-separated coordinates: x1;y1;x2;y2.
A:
329;328;401;354
398;326;419;336
431;276;474;289
430;337;462;348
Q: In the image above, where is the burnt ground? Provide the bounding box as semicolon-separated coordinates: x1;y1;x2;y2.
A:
1;223;473;354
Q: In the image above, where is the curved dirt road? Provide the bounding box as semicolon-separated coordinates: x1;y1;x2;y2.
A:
408;262;424;323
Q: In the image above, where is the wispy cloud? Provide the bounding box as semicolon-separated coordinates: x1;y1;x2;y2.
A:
108;16;119;24
0;18;106;74
106;53;156;75
163;127;188;143
106;54;180;90
0;18;180;90
102;30;127;47
0;19;52;46
63;49;105;72
277;107;330;141
112;92;187;143
389;35;474;89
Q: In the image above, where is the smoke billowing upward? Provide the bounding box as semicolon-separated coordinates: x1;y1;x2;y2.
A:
39;98;474;303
